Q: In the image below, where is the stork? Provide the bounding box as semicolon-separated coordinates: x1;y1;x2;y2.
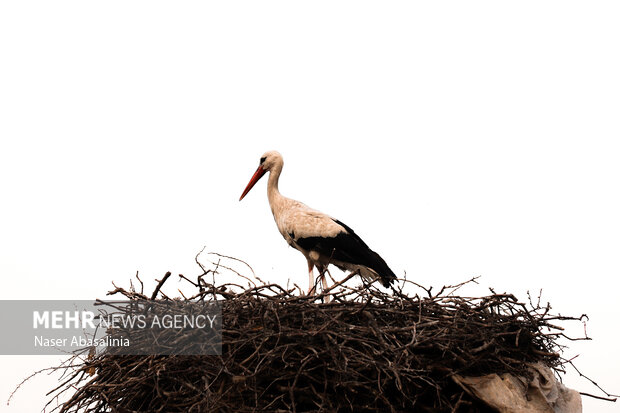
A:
239;151;397;297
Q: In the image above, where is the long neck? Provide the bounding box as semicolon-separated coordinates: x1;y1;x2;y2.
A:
267;162;284;215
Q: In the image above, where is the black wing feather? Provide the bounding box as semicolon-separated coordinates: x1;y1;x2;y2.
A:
296;219;396;287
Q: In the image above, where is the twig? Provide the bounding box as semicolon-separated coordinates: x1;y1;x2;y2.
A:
150;271;172;300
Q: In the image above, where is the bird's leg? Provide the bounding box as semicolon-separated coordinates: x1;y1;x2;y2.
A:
320;270;331;303
307;259;316;296
325;268;337;284
320;269;330;291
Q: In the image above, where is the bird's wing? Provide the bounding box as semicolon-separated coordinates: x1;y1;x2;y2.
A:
295;218;396;287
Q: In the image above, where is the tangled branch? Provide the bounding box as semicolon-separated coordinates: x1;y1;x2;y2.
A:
41;255;612;412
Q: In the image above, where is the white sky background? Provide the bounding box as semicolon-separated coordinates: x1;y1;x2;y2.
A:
1;1;619;411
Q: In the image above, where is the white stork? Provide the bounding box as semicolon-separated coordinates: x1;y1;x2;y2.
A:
239;151;397;296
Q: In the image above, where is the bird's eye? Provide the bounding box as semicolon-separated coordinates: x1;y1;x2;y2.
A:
260;157;266;164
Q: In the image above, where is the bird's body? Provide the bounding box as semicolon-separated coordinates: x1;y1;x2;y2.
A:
240;151;396;294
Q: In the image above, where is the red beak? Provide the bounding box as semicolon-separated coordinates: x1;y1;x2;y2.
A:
239;166;267;201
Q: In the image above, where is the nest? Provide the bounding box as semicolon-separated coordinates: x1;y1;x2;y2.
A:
46;256;589;412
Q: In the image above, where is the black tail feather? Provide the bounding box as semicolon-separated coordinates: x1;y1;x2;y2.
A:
332;220;397;287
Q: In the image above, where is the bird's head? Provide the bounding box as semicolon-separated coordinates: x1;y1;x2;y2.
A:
239;151;283;201
258;150;283;172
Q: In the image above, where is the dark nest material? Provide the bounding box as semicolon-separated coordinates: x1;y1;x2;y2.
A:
44;255;603;412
